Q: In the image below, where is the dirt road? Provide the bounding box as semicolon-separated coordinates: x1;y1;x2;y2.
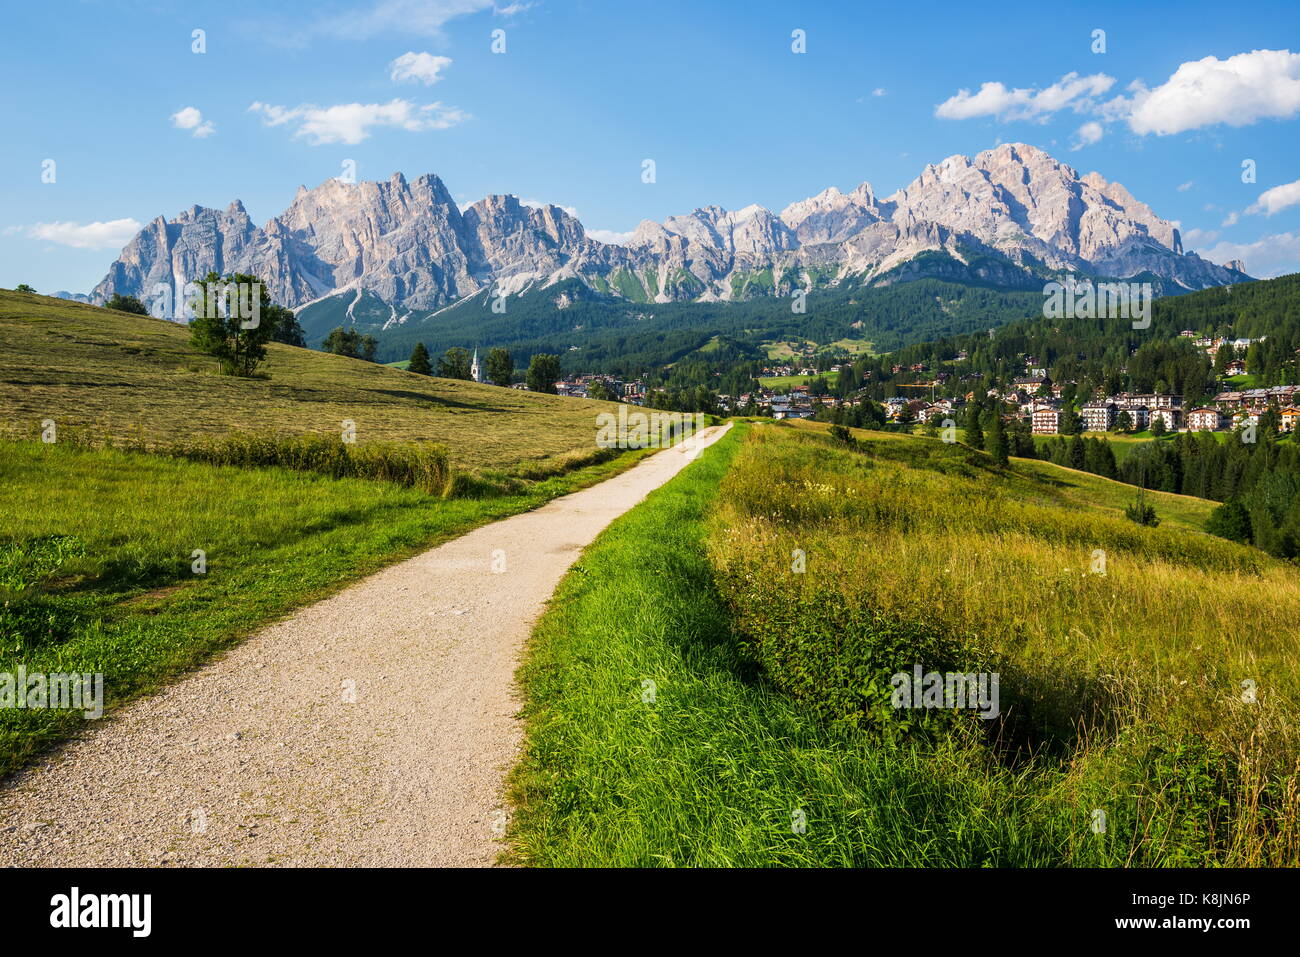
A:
0;424;730;867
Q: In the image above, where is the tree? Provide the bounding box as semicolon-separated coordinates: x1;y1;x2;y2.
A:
437;347;472;380
485;347;514;387
188;271;278;376
322;326;375;360
106;293;148;315
588;379;616;402
989;412;1009;466
526;354;561;394
267;303;306;347
964;398;984;450
408;342;432;375
1151;415;1168;438
1124;492;1160;527
323;326;362;358
1115;410;1134;433
1206;499;1252;543
14;284;36;294
1068;434;1087;470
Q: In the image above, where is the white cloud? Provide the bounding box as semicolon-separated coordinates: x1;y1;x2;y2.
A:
935;72;1114;122
1177;180;1194;192
872;87;887;97
1125;49;1300;135
171;106;215;138
22;219;142;250
1222;211;1240;227
586;229;633;246
390;52;453;85
1200;232;1300;278
1247;179;1300;216
249;99;468;145
1070;120;1104;150
317;0;494;39
494;2;535;16
520;198;579;218
1181;227;1219;247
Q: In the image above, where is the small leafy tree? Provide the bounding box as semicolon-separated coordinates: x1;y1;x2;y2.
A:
1114;410;1133;433
321;326;376;360
829;424;857;448
268;303;306;347
1151;415;1168;437
437;347;472;380
1124;492;1160;527
526;354;561;394
106;293;148;315
408;342;432;375
1206;499;1252;543
323;326;361;357
587;379;616;402
485;347;514;387
188;271;278;376
14;283;36;294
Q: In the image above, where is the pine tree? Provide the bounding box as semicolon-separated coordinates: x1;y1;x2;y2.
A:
989;411;1009;465
408;342;432;375
964;398;984;450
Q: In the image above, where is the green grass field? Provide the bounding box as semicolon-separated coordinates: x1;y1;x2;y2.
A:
511;421;1300;866
0;290;616;472
756;371;839;389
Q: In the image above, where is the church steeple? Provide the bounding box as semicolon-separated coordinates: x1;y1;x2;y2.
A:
470;348;482;383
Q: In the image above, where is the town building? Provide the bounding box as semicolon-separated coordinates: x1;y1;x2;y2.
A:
1032;408;1062;434
1148;408;1181;431
1186;408;1227;432
1080;402;1116;432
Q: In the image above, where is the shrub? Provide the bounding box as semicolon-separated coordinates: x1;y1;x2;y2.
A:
1124;494;1160;527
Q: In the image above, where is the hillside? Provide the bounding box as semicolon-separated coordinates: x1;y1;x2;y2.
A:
350;276;1047;369
878;272;1300;402
0;291;619;471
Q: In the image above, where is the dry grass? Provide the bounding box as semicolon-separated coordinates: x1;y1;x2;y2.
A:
0;290;619;471
707;422;1300;864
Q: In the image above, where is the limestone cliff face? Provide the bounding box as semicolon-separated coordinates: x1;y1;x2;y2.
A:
91;143;1248;311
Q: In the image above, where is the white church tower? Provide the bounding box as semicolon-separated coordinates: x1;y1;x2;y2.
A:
470;348;482;383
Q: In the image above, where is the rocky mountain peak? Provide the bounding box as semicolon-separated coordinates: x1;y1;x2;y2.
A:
91;149;1249;313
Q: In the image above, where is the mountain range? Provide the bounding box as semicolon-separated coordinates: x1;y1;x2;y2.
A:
90;143;1250;325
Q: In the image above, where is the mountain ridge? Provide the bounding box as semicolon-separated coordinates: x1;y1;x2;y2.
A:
90;143;1250;314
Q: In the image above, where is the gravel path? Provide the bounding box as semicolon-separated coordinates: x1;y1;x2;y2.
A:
0;424;730;867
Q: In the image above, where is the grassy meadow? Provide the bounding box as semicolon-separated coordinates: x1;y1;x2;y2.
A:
511;421;1300;866
0;290;617;473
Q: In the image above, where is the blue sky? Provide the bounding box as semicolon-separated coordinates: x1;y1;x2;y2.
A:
3;0;1300;294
